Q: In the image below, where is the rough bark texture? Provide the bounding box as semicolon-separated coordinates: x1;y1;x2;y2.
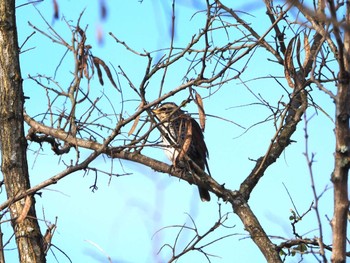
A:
0;0;45;262
331;55;350;263
331;3;350;263
231;193;282;263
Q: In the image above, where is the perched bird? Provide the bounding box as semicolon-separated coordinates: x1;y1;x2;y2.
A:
152;102;211;201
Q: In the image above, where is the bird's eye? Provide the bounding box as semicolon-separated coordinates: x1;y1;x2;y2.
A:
160;106;171;112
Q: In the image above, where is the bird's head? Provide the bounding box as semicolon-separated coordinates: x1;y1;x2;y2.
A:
152;102;182;121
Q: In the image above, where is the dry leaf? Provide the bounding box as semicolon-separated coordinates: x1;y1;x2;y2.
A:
96;25;104;46
195;92;206;131
93;56;120;92
43;224;56;254
76;26;86;41
296;36;302;69
100;0;107;20
53;0;59;20
284;37;296;88
177;117;192;161
128;102;144;136
303;33;310;70
83;59;89;79
128;115;140;137
16;196;31;224
93;56;104;85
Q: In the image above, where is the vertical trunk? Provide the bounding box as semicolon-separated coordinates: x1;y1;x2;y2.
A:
331;4;350;262
0;0;45;262
332;77;350;263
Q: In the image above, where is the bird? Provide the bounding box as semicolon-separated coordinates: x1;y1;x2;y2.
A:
152;102;211;201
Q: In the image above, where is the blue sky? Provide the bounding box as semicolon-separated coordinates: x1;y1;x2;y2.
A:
1;0;342;262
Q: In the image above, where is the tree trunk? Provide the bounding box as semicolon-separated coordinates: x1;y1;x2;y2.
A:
331;5;350;262
0;0;45;262
332;74;350;263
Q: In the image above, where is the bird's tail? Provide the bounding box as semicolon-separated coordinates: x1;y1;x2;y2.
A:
198;186;210;202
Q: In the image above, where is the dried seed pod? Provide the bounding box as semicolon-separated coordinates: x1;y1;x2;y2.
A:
303;33;310;70
177;117;192;161
195;92;206;131
43;224;56;254
53;0;59;20
93;56;120;92
128;102;143;136
16;196;31;224
284;37;296;88
296;36;302;69
93;56;104;85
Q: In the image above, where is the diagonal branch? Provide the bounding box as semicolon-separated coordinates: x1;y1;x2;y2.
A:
20;111;284;262
239;86;308;200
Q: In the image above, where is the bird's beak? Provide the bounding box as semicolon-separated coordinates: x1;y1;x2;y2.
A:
152;108;160;114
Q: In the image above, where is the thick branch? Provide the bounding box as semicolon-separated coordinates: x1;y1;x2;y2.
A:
22;112;283;262
239;87;308;200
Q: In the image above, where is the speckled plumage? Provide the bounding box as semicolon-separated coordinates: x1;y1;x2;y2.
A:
153;102;211;202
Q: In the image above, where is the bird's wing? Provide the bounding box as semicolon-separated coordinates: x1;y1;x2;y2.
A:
190;117;208;159
190;117;211;176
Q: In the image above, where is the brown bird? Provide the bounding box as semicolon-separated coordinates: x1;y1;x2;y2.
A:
152;102;211;201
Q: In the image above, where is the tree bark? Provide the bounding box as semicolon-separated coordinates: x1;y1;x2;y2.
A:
331;2;350;262
0;0;45;262
332;72;349;263
332;74;349;263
